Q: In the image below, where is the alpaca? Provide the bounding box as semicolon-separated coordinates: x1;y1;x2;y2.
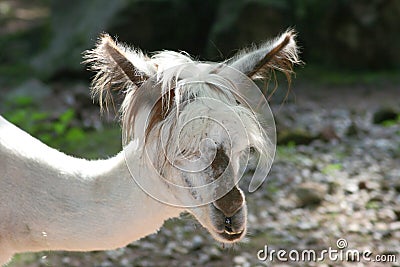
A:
0;30;299;266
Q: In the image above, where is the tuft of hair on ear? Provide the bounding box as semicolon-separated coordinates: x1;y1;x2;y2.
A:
82;33;152;112
229;29;302;99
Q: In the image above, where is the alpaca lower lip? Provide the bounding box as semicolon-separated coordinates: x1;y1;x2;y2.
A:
224;228;242;235
219;231;243;242
217;229;244;242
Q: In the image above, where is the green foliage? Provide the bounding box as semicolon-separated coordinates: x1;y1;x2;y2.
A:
5;105;83;145
277;129;317;146
69;127;121;159
276;142;298;162
373;108;399;126
265;182;280;195
3;96;120;159
381;114;400;127
365;201;380;210
54;109;75;134
12;96;35;107
321;163;342;175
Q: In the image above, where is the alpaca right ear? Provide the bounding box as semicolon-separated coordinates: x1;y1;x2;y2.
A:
83;33;156;111
228;30;301;83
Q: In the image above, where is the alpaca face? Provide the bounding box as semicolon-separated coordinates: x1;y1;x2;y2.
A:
175;140;249;243
123;76;263;243
164;102;253;243
85;30;299;244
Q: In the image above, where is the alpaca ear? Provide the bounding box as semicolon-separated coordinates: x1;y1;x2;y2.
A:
229;30;301;82
83;33;156;111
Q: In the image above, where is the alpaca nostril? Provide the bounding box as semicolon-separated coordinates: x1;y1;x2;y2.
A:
224;217;234;233
225;217;232;226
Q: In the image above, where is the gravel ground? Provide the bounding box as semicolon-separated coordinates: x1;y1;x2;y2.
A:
7;83;400;267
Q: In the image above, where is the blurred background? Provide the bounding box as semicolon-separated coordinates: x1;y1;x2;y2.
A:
1;0;399;266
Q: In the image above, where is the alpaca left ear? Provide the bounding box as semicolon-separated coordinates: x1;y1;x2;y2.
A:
229;30;301;82
83;33;157;111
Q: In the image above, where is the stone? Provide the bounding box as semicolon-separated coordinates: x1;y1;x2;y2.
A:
198;253;210;264
347;223;361;233
120;258;130;267
377;209;397;222
294;182;327;207
233;255;249;267
389;221;400;231
344;182;359;194
209;247;222;260
346;121;359;137
319;124;339;141
358;180;380;191
191;235;204;250
297;221;319;230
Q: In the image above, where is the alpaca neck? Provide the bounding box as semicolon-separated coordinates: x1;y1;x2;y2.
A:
0;116;182;255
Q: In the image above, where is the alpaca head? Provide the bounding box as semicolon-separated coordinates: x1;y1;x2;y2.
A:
84;31;300;243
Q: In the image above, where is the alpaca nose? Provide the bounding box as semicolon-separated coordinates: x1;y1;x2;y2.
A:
213;186;244;217
224;216;234;233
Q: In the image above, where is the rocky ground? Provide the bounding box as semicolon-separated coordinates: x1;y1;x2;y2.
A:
6;82;400;267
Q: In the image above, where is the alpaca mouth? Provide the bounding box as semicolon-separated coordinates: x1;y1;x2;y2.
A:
211;213;246;243
216;227;245;242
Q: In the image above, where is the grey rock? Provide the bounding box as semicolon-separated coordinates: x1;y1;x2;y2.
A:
233;255;249;267
377;209;397;222
191;235;204;250
208;246;222;260
294;182;327;207
344;182;359;194
389;221;400;231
